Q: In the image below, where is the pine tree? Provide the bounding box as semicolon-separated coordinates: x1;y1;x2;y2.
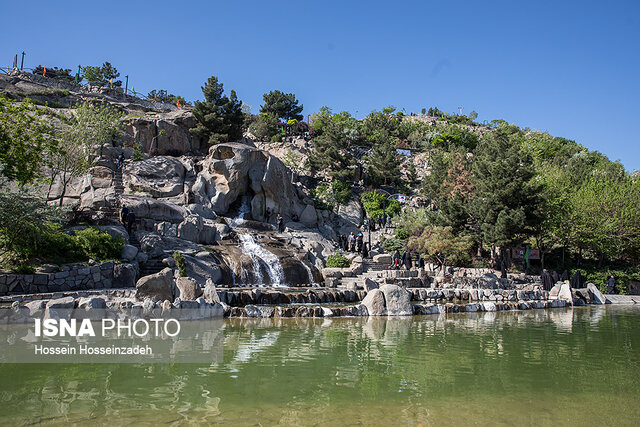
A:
471;127;542;251
367;141;400;186
191;76;244;146
260;90;303;121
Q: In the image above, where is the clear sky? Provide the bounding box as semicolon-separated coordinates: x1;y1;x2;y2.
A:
1;0;638;171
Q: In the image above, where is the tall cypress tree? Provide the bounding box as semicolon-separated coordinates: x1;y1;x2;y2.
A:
471;127;542;252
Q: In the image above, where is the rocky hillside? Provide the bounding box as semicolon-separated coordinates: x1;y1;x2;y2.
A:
0;71;368;288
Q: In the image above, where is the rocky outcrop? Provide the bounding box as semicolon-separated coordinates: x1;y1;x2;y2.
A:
135;268;177;302
124;156;187;198
192;143;313;225
125;109;202;156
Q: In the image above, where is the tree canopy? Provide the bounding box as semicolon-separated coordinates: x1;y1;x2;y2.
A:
191;75;244;146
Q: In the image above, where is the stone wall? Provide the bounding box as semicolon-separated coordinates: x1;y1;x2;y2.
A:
0;262;136;296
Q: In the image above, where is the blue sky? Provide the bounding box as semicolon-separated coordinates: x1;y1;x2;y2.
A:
1;0;638;170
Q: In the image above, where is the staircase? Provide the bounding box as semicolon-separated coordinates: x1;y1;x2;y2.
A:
338;259;425;290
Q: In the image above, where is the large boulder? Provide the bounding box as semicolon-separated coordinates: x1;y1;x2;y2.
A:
121;245;139;261
182;253;223;285
125;109;202;156
557;283;573;302
175;277;203;301
587;283;606;305
299;204;317;227
135;268;177;302
191;143;307;223
120;195;187;223
336;199;362;233
124;156;186;198
361;289;387;316
379;284;412;316
203;279;221;304
177;214;221;244
44;297;76;321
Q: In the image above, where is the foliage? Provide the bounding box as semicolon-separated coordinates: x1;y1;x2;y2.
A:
471;127;542;248
311;180;351;212
33;66;75;82
260;90;303;121
191;75;244;146
380;236;406;253
47;101;122;204
249;112;280;141
73;227;124;261
361;190;387;218
147;89;189;106
0;190;63;262
0;96;56;185
326;253;350;268
366;140;400;186
173;251;187;277
308;108;358;180
81;62;122;87
407;225;474;267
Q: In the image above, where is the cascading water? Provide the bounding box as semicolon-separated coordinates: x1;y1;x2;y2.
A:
230;196;286;287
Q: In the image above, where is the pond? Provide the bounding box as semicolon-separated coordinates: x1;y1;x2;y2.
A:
0;306;639;425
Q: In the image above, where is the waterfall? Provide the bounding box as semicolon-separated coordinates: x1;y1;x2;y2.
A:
229;196;287;287
301;261;318;287
238;234;285;286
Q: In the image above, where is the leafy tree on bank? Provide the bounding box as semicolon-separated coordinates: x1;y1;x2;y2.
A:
471;126;542;262
0;96;56;186
260;90;303;122
249;113;280;142
191;75;244;146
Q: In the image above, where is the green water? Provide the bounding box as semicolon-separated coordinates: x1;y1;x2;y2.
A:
1;306;639;426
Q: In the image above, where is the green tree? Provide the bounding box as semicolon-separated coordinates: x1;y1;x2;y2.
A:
260;90;303;121
80;62;122;87
249;112;280;141
407;225;474;268
48;101;122;205
366;140;400;186
191;75;244;146
471;127;542;260
0;96;56;186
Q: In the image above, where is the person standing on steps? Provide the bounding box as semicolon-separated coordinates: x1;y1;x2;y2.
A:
117;152;125;169
120;204;129;226
277;213;284;232
265;207;271;224
392;249;401;269
403;251;412;270
126;210;136;235
356;233;363;253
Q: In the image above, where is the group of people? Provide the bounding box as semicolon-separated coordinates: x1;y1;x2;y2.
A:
339;232;368;256
119;204;136;234
392;250;424;270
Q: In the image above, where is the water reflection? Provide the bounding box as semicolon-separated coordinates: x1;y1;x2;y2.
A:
0;306;639;425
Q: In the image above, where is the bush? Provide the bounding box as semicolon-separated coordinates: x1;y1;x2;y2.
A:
380;236;405;253
326;253;350;268
173;251;187;277
73;227;124;261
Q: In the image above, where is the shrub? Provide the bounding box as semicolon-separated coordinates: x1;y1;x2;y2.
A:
380;236;405;253
73;227;124;261
326;253;350;268
173;251;187;277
